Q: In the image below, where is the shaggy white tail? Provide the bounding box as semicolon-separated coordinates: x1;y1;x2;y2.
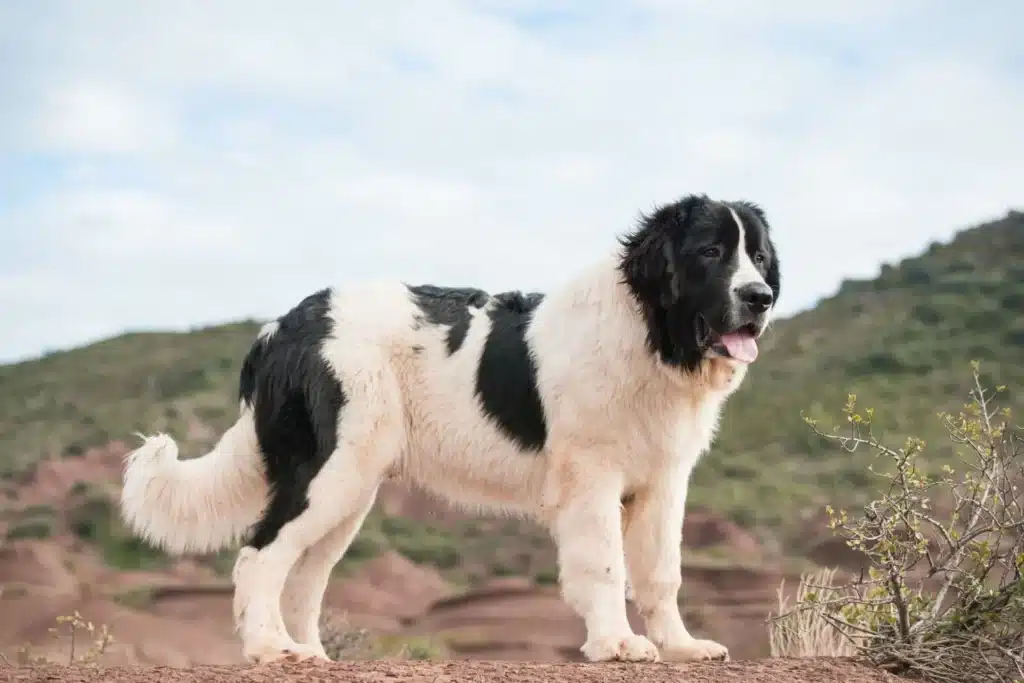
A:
120;413;268;554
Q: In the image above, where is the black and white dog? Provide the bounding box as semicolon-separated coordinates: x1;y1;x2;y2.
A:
120;193;780;665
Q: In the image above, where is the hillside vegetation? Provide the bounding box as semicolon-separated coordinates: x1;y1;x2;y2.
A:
2;210;1022;552
0;322;261;476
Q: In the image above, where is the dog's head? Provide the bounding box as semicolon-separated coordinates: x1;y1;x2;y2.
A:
619;194;781;372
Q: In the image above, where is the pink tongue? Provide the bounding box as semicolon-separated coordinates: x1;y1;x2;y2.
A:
720;331;759;363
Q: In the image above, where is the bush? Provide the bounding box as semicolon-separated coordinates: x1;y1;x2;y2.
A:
344;531;387;562
963;308;1004;332
6;518;53;540
489;562;517;577
534;568;559;585
900;264;934;286
1001;291;1024;313
381;516;461;569
769;362;1024;683
910;303;943;326
67;492;168;570
394;533;460;569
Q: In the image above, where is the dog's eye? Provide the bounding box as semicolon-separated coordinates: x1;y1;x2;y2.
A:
754;252;766;265
699;246;723;259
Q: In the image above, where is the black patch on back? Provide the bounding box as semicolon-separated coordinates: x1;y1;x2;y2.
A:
407;284;490;355
475;291;548;452
238;288;347;550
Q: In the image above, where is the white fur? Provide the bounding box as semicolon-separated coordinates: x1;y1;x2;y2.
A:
120;250;773;665
120;417;266;554
727;207;768;291
257;320;279;340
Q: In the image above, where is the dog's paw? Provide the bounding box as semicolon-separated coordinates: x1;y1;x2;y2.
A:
247;642;330;666
660;637;729;662
282;644;331;665
581;634;661;663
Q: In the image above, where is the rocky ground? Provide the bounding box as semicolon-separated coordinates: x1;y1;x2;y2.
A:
9;659;903;683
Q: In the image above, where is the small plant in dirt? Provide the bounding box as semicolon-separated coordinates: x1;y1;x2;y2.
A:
2;611;113;666
318;609;448;661
769;362;1024;683
320;611;375;661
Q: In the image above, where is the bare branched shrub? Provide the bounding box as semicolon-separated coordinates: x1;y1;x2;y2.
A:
769;567;865;657
771;362;1024;683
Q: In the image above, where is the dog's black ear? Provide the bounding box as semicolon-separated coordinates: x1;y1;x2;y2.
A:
619;195;709;370
618;215;669;311
619;195;702;310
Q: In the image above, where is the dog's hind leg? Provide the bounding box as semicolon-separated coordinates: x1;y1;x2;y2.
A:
233;446;398;664
279;484;380;656
232;358;404;665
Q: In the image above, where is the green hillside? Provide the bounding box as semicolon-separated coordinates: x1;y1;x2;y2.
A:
0;321;261;476
2;209;1022;551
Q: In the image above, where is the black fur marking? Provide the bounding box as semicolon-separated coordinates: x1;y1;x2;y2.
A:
618;195;708;370
407;284;490;355
475;291;548;452
238;288;347;550
618;194;780;371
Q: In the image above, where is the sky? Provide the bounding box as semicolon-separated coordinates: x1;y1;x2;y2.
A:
1;1;1022;364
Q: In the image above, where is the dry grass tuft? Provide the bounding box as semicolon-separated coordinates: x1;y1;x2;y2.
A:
769;567;863;658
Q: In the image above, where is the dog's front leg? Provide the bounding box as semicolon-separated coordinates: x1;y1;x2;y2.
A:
550;473;660;663
622;472;729;662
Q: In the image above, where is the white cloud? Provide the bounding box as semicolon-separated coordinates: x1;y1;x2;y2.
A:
33;81;177;155
0;0;1022;363
542;158;608;188
335;175;481;221
51;190;239;257
634;0;932;25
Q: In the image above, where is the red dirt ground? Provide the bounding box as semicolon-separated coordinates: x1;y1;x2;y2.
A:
7;659;902;683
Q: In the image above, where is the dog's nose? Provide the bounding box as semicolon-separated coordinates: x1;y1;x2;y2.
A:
736;282;774;314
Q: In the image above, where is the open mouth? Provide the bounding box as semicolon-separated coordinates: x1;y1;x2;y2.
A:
697;316;761;364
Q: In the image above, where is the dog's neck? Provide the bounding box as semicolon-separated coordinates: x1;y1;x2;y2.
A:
592;256;749;401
